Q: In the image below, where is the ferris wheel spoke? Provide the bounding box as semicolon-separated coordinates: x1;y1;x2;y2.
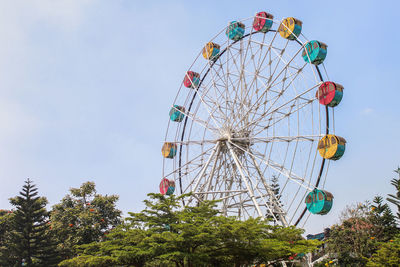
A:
206;152;228;197
225;47;244;117
259;157;312;190
227;140;313;192
193;60;234;128
235;45;267;126
254;67;307;115
264;39;291;88
237;40;267;106
226;141;264;217
173;106;219;133
223;41;259;127
200;60;247;128
250;99;315;137
233;45;305;131
245;153;289;226
200;95;231;124
236;65;300;125
200;82;236;124
196;145;222;201
245;83;318;134
251;30;281;75
202;62;234;122
238;47;277;128
212;61;238;111
231;134;322;144
183;142;220;198
255;63;306;97
191;87;224;126
241;155;283;222
208;64;233;106
168;139;218;145
163;146;215;179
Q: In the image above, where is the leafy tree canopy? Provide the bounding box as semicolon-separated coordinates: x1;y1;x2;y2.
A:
367;235;400;267
60;193;320;267
50;181;122;259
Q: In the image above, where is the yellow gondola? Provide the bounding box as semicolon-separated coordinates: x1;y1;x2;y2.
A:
278;17;302;40
318;134;346;160
162;142;177;159
202;42;220;61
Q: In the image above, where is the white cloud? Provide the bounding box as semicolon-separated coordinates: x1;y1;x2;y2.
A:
361;107;374;115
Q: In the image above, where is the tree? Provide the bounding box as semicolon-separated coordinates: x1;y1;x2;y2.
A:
50;181;122;259
326;202;378;266
59;193;320;267
369;196;398;241
0;209;15;263
0;179;58;266
387;167;400;224
271;175;281;198
266;175;282;223
367;235;400;267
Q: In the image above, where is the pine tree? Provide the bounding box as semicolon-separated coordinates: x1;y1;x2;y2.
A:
387;167;400;224
5;179;58;266
267;175;282;222
271;175;281;199
370;195;398;241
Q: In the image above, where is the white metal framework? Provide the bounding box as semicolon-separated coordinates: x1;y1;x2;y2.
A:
163;15;333;227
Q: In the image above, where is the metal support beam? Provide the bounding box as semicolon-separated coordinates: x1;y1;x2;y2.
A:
226;141;263;218
249;154;289;227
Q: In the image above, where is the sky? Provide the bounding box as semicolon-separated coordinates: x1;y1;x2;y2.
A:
0;0;399;235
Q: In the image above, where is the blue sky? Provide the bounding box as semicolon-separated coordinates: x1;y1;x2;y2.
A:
0;0;399;234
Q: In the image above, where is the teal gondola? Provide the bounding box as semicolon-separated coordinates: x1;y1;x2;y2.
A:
302;40;327;65
305;189;333;215
169;105;185;122
226;21;245;41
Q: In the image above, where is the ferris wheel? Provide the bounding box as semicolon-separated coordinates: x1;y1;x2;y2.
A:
160;12;346;227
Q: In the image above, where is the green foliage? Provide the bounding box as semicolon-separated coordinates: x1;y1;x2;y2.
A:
58;255;117;267
370;195;398;241
326;197;399;266
387;167;400;223
0;209;14;262
60;193;320;267
326;202;378;266
367;235;400;266
50;181;122;259
322;167;400;265
0;179;58;266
